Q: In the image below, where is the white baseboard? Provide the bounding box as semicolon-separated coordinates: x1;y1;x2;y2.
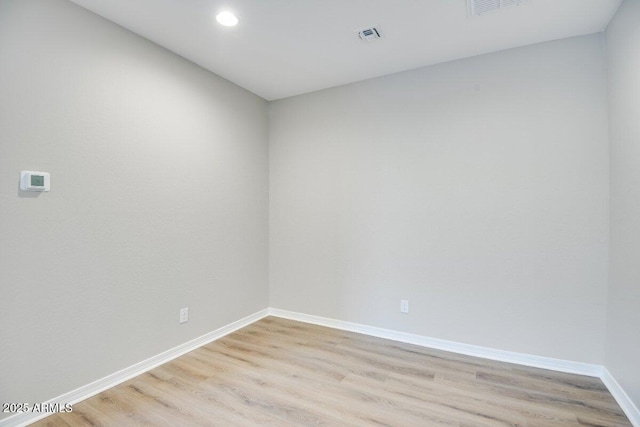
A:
601;368;640;427
268;308;604;377
0;309;270;427
268;308;640;426
4;307;638;427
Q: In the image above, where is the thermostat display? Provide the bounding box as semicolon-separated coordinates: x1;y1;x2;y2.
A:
31;175;44;186
20;171;50;192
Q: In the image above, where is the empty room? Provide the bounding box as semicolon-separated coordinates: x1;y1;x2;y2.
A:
1;0;639;426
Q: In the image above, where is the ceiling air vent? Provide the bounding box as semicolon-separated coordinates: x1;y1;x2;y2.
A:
470;0;527;16
357;26;382;42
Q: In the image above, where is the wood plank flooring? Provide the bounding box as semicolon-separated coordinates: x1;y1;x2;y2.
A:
33;317;631;426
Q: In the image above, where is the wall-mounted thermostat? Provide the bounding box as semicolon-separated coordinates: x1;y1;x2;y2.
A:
20;171;50;192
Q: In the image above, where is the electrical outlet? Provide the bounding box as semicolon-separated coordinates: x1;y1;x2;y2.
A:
179;307;189;324
400;299;409;314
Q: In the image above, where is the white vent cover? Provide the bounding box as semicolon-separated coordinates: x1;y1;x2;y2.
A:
357;27;382;42
470;0;527;16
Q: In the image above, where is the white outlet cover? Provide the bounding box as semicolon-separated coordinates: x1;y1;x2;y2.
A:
400;300;409;313
179;307;189;323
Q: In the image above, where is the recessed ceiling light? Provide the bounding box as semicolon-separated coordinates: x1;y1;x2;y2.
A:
216;11;238;27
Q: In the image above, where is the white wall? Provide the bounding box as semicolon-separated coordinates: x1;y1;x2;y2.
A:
0;0;268;416
606;0;640;408
269;34;610;364
2;0;630;418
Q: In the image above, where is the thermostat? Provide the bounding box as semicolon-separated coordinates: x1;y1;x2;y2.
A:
20;171;50;192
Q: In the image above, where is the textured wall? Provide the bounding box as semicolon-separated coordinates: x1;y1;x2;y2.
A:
269;35;610;364
1;0;631;418
606;0;640;408
0;0;268;414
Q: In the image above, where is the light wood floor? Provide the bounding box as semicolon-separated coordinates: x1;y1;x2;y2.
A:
34;317;631;426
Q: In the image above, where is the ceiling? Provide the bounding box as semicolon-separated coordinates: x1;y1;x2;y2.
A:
69;0;622;101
